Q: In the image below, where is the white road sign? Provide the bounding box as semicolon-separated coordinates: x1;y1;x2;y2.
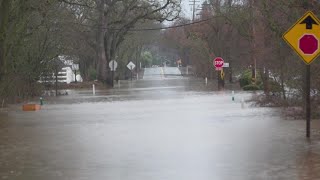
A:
72;64;79;71
127;61;136;70
109;60;118;71
223;63;229;68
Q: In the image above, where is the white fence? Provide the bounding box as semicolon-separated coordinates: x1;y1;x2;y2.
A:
39;67;81;84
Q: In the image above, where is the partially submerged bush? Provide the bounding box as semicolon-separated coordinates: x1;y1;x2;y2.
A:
239;69;262;88
243;84;260;91
269;80;282;93
0;73;43;103
239;70;252;88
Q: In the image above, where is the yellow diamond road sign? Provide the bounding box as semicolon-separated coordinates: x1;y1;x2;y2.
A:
220;68;225;80
283;11;320;64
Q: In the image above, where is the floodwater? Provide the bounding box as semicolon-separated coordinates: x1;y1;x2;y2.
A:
1;73;320;180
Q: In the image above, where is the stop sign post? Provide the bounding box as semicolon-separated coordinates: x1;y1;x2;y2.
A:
213;57;225;90
214;57;224;71
283;11;320;138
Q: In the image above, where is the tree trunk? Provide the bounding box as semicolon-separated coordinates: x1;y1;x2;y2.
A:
249;0;257;84
96;0;107;82
229;66;233;83
260;68;269;97
280;63;286;100
105;35;116;85
278;43;286;100
0;0;11;78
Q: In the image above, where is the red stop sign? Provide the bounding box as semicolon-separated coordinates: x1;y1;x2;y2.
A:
299;34;319;55
214;57;224;68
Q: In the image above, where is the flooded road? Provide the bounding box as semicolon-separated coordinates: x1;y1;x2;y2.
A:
1;76;320;180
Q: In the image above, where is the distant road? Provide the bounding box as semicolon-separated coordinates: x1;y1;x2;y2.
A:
143;67;182;80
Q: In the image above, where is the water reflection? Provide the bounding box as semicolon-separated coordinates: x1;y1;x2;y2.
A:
298;146;320;180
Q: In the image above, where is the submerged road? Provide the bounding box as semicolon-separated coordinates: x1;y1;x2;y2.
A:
1;72;320;180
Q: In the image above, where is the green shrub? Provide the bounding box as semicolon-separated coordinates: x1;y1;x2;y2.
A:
243;84;261;91
239;69;262;88
88;67;97;81
239;70;252;87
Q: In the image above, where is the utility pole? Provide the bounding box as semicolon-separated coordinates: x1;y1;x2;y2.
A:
192;0;196;22
189;0;200;22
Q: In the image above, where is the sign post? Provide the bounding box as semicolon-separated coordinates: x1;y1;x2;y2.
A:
127;61;136;81
306;65;311;137
72;64;79;83
214;57;225;90
283;11;320;138
109;60;118;87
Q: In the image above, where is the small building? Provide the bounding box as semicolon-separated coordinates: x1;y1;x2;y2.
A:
39;56;82;84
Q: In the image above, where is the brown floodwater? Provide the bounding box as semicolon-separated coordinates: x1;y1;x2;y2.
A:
1;76;320;180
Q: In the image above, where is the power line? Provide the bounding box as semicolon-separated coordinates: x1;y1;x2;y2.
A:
77;17;214;32
121;18;213;31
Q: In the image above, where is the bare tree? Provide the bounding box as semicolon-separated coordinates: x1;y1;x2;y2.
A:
62;0;181;83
